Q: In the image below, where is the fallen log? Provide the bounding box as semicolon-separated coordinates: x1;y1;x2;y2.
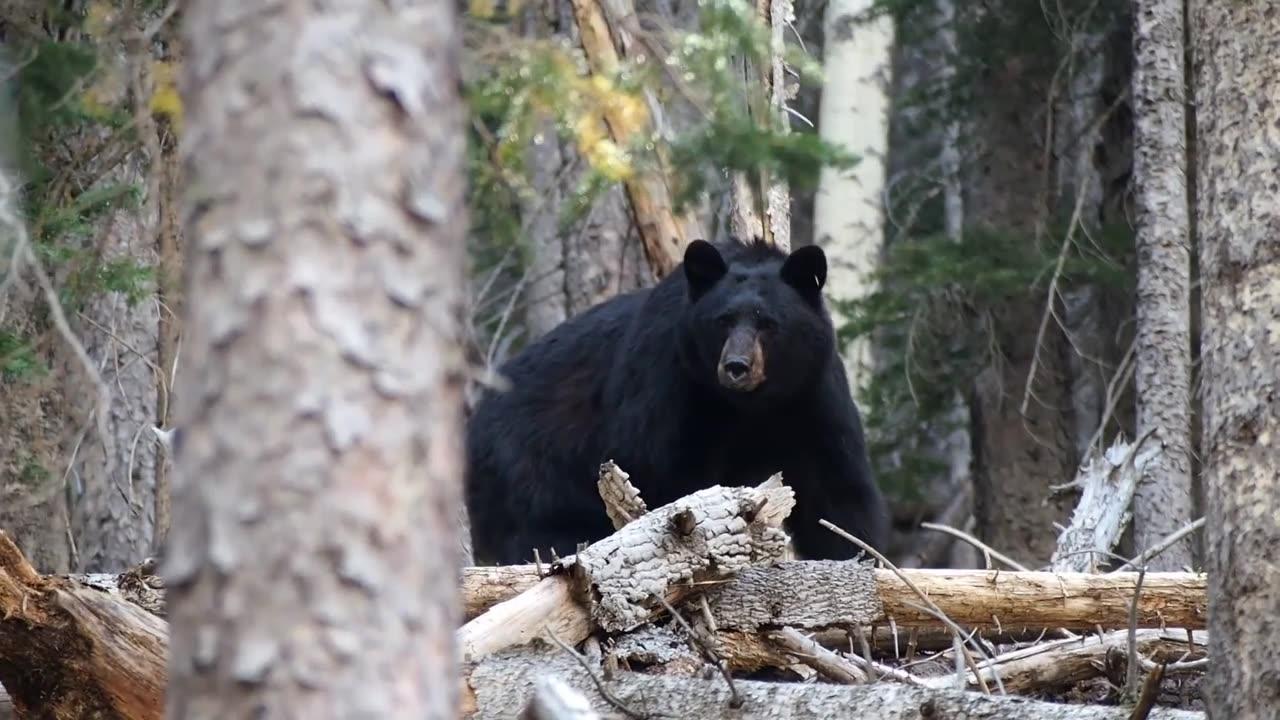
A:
463;565;541;620
521;675;601;720
463;561;1207;635
961;629;1207;694
0;531;166;720
718;562;1206;630
458;477;796;661
464;647;1205;719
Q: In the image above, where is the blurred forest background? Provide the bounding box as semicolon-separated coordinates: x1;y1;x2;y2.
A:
0;0;1191;575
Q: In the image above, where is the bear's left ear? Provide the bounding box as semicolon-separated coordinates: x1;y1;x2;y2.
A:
780;245;827;295
684;240;728;299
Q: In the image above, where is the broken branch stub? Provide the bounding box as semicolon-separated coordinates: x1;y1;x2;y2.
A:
596;461;648;530
574;475;795;632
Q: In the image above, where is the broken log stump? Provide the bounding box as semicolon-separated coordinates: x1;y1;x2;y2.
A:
0;531;166;720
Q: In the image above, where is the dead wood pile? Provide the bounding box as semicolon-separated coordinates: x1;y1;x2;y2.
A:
0;439;1209;719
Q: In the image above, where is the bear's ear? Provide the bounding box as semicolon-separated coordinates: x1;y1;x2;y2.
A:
780;245;827;295
684;240;728;298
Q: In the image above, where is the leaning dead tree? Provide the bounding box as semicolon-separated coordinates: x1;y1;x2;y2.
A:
568;0;694;277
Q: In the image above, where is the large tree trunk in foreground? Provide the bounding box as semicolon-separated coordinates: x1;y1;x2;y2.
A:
1130;0;1193;571
165;0;469;716
1193;3;1280;718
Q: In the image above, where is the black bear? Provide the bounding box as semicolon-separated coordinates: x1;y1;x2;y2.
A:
465;237;889;564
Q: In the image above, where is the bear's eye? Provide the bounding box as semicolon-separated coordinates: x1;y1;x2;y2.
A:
716;315;735;329
752;309;776;331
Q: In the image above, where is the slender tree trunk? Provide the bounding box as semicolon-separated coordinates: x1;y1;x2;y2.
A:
165;0;468;715
964;5;1078;566
1193;2;1280;717
933;0;975;570
0;103;73;575
1056;30;1108;463
67;39;161;566
1130;0;1193;571
0;6;173;574
813;0;893;396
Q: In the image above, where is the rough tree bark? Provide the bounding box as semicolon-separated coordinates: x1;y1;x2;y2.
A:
67;33;160;570
165;0;469;716
1130;0;1193;571
0;4;175;575
813;0;893;395
1192;2;1280;717
727;0;795;252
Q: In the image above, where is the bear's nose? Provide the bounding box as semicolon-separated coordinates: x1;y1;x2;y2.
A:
722;358;750;381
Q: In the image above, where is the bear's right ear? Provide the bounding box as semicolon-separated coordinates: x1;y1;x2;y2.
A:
780;245;827;295
684;240;728;299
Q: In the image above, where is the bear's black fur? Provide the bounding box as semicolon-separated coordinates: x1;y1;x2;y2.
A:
465;238;890;564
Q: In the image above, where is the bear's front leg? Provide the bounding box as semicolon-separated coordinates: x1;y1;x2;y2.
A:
784;440;890;561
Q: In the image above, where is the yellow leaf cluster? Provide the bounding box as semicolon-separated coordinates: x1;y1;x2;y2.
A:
149;60;183;131
468;0;524;20
469;0;497;19
85;0;116;38
572;114;632;181
566;74;649;181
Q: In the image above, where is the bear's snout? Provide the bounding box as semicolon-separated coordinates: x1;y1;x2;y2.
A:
717;326;766;392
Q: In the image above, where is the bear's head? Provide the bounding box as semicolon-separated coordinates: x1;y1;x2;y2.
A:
678;239;835;409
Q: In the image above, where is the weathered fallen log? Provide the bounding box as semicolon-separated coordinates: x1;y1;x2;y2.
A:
0;532;166;720
464;565;541;620
464;647;1205;719
458;477;797;661
960;629;1207;694
463;561;1207;638
716;562;1206;630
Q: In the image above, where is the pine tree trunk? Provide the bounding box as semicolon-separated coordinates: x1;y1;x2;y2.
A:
1130;0;1193;571
67;61;161;568
0;6;174;575
964;7;1077;566
165;0;468;715
1193;2;1280;717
